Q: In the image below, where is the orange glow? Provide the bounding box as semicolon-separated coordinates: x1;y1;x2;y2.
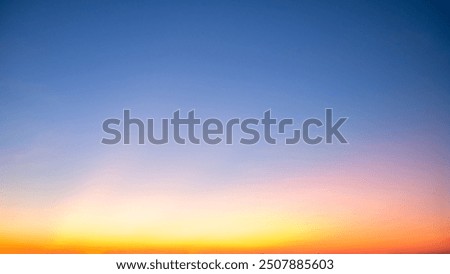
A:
1;166;449;253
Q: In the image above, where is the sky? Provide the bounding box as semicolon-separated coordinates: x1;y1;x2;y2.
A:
0;0;449;253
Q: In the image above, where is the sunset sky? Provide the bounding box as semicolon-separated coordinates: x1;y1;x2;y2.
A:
0;0;449;253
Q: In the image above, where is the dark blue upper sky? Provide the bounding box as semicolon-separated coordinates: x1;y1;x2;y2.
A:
0;0;449;184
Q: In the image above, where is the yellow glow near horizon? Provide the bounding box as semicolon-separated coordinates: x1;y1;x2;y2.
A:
1;169;449;253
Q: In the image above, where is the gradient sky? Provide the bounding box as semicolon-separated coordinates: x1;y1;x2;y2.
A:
0;0;449;253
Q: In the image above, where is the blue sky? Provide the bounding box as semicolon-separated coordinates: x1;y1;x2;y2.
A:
1;0;450;253
1;0;449;203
